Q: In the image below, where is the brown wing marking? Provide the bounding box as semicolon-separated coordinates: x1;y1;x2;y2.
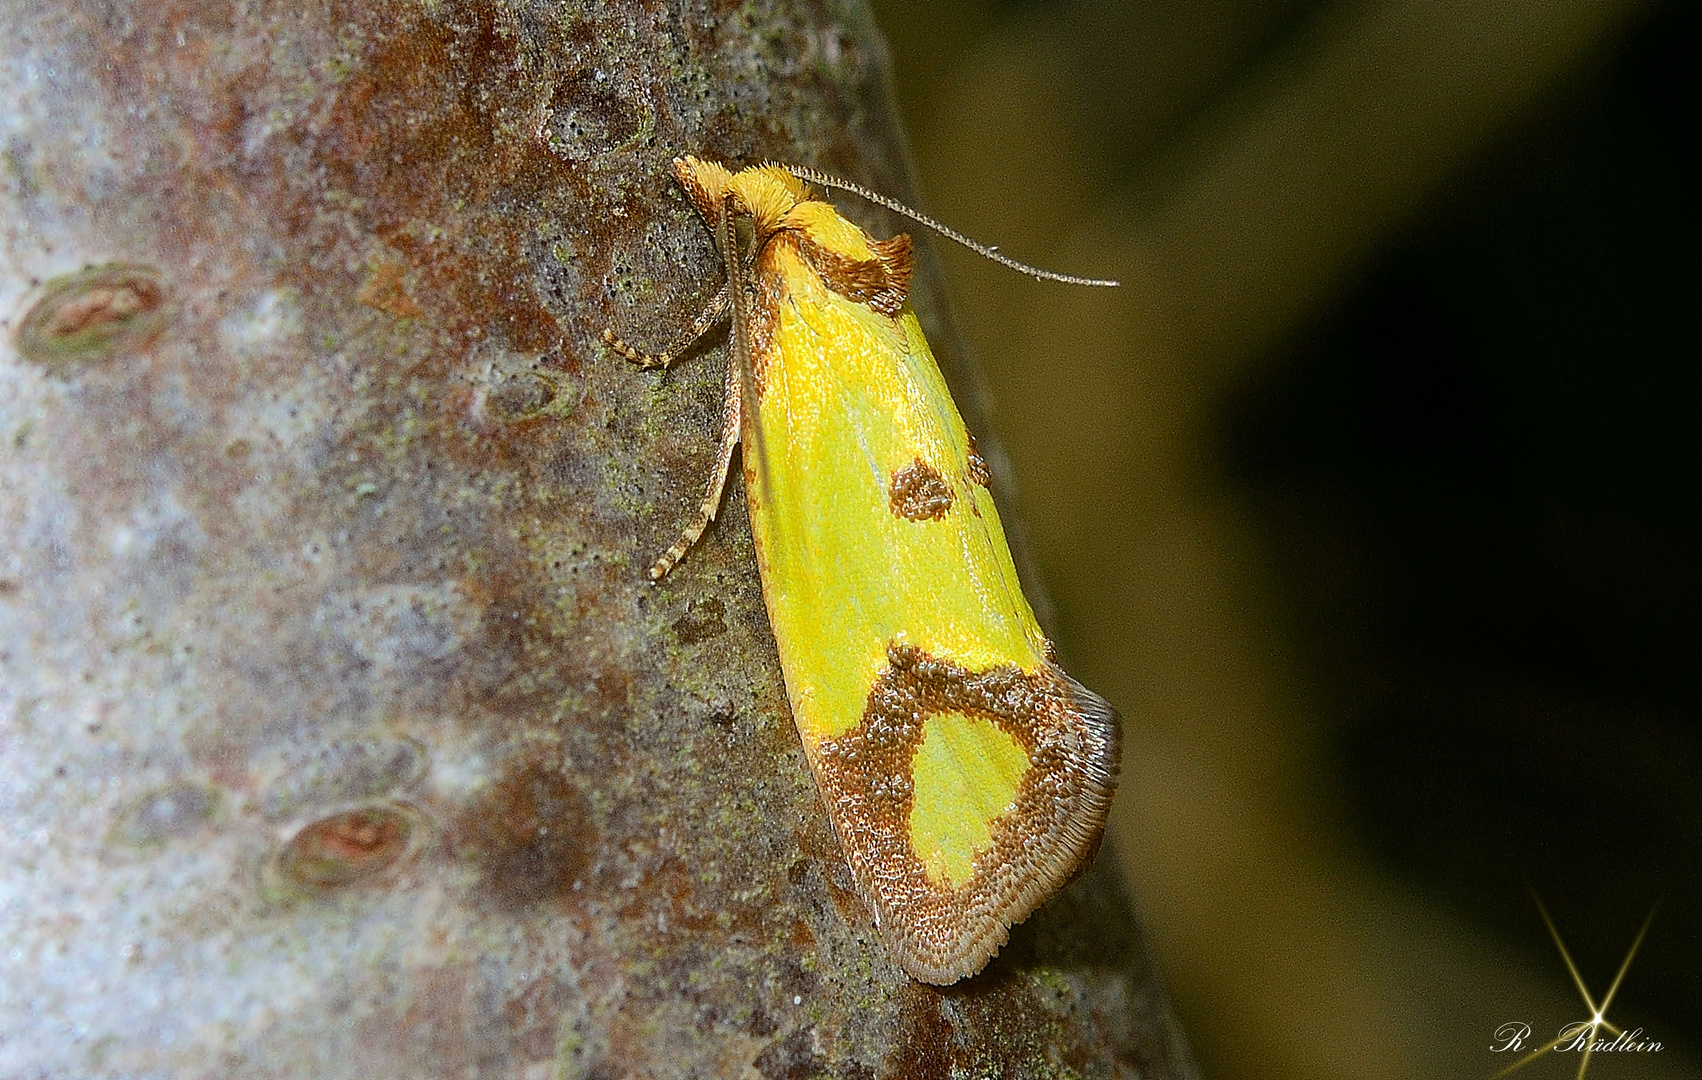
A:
811;644;1121;984
888;458;955;521
964;433;992;488
796;232;915;317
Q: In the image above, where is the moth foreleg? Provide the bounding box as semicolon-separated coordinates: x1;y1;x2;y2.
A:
648;357;742;581
604;283;731;371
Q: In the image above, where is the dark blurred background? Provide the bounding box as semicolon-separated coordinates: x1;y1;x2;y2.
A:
869;0;1698;1076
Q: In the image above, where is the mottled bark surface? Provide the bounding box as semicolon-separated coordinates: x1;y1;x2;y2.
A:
0;2;1195;1077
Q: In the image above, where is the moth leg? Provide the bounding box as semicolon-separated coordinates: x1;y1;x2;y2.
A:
603;283;731;371
648;356;742;581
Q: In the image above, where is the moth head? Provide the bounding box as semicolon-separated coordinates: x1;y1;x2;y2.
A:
673;156;813;249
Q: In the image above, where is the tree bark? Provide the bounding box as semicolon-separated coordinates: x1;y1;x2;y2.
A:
0;1;1196;1076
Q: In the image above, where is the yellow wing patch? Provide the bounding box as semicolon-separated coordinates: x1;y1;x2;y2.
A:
607;156;1122;986
911;712;1030;887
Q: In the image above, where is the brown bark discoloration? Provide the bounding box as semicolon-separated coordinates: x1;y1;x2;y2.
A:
0;1;1194;1077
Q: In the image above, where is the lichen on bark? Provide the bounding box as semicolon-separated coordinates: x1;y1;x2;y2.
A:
0;1;1196;1076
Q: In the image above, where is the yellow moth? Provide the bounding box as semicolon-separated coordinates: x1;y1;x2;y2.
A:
605;156;1121;984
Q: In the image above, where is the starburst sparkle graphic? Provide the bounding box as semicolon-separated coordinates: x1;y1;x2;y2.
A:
1488;894;1660;1080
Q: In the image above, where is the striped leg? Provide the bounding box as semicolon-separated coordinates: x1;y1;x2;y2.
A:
648;357;741;580
603;284;730;370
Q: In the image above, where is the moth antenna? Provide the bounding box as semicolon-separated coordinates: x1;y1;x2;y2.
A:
778;163;1119;288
